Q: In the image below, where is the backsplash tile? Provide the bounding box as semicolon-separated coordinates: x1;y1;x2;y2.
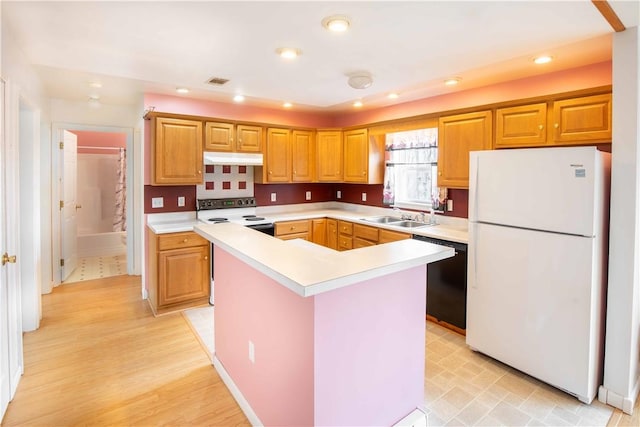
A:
196;165;254;199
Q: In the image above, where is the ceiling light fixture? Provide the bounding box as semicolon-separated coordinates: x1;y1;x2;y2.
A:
88;81;102;88
87;95;101;108
176;87;189;94
353;100;363;108
444;77;461;86
534;55;553;64
388;92;399;99
283;102;293;108
322;15;351;32
348;72;373;89
276;47;302;59
233;94;245;103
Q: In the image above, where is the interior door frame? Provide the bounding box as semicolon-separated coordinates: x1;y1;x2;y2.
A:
51;123;135;287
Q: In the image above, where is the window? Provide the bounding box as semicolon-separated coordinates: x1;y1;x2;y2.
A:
383;128;440;210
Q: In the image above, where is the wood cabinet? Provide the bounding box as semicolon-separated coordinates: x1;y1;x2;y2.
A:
342;128;384;184
495;93;612;148
378;229;411;244
438;110;493;189
204;122;263;153
326;219;338;250
495;103;547;148
152;117;203;185
311;218;327;246
148;230;210;315
316;130;343;182
353;223;379;248
338;220;353;251
275;220;310;241
552;93;612;144
292;130;315;182
264;128;291;182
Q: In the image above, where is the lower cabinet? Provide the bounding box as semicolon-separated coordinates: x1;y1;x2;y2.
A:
326;219;338;250
148;230;210;315
275;219;311;240
338;220;354;251
311;218;327;246
353;224;379;248
378;229;411;244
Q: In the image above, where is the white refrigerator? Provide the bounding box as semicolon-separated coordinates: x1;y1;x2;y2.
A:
466;146;610;404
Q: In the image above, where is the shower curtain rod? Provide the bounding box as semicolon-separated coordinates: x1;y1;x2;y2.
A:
78;146;125;151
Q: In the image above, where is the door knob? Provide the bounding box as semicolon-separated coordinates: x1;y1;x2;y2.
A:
2;253;17;266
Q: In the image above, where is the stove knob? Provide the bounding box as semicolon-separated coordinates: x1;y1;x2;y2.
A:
238;200;243;206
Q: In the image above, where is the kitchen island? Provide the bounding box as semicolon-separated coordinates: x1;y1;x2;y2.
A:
195;222;454;426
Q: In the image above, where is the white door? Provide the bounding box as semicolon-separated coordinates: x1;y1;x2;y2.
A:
60;130;78;281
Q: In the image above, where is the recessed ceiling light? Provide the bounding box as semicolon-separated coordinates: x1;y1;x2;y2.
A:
353;100;363;108
88;81;102;88
444;77;461;86
283;102;293;108
233;94;245;103
322;15;351;32
388;92;399;99
276;47;302;59
176;87;189;94
534;55;553;64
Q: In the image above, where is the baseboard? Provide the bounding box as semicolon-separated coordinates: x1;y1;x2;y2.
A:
212;356;263;426
598;384;639;414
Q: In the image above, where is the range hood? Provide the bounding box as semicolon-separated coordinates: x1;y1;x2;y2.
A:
203;151;263;166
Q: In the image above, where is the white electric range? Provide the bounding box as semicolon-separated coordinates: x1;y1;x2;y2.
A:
196;197;275;305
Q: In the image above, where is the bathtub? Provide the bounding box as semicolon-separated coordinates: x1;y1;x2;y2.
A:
78;231;126;257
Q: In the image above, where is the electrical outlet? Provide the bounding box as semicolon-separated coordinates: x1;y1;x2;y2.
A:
305;191;311;200
151;197;164;208
337;190;342;199
177;196;185;207
271;193;277;202
447;199;454;211
248;340;255;364
361;192;367;202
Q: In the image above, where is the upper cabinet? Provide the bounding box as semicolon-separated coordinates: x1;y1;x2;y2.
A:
152;117;203;185
343;128;384;184
495;93;612;149
438;110;492;189
256;128;315;183
204;122;263;153
552;93;612;144
317;130;343;182
264;128;292;182
292;130;315;182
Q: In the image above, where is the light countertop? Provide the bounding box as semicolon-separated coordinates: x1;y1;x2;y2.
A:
194;222;454;297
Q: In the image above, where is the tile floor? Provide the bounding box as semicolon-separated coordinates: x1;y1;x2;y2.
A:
64;254;127;283
183;306;613;427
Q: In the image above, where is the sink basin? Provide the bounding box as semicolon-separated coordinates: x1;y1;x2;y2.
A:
362;216;403;224
395;220;432;229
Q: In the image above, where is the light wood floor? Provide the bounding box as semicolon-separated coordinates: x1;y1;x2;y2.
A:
1;275;249;426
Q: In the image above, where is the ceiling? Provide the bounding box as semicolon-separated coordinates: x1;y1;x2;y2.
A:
3;1;639;112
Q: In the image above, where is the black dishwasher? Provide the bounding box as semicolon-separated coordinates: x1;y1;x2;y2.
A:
412;235;468;331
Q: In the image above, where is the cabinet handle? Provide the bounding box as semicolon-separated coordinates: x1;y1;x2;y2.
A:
204;256;208;260
183;238;188;243
438;171;442;176
198;170;202;174
269;171;272;174
554;123;559;128
362;171;366;175
293;170;297;174
538;124;544;130
290;226;296;230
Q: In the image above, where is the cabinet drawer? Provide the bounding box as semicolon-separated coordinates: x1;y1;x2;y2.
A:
338;236;353;250
275;220;310;236
354;237;376;249
353;224;379;242
158;232;208;250
338;220;353;236
278;232;310;241
378;229;411;244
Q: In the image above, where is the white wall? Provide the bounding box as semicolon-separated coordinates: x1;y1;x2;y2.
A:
600;26;640;414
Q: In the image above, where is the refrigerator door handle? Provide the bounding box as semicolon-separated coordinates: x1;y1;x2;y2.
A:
470;222;478;289
473;154;480;222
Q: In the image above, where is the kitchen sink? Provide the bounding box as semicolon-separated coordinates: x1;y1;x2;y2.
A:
395;220;433;229
362;216;403;224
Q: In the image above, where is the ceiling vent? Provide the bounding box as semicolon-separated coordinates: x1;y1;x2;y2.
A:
207;77;230;85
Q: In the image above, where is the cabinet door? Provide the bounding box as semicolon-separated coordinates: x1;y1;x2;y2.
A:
552;94;612;144
495;103;547;148
311;218;327;246
292;130;315;182
236;125;262;152
204;122;234;151
266;128;291;182
438;111;492;189
378;229;410;244
326;219;338;250
343;128;369;183
153;117;203;185
158;246;209;306
316;131;343;181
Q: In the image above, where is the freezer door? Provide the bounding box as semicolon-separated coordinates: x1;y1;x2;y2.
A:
469;147;608;236
466;223;605;403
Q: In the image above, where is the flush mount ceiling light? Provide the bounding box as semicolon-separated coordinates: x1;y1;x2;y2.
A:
88;81;102;88
176;87;189;94
276;47;302;59
322;15;351;32
348;72;373;89
283;102;293;108
353;100;363;108
387;92;399;99
444;77;461;86
233;94;245;103
534;55;553;64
